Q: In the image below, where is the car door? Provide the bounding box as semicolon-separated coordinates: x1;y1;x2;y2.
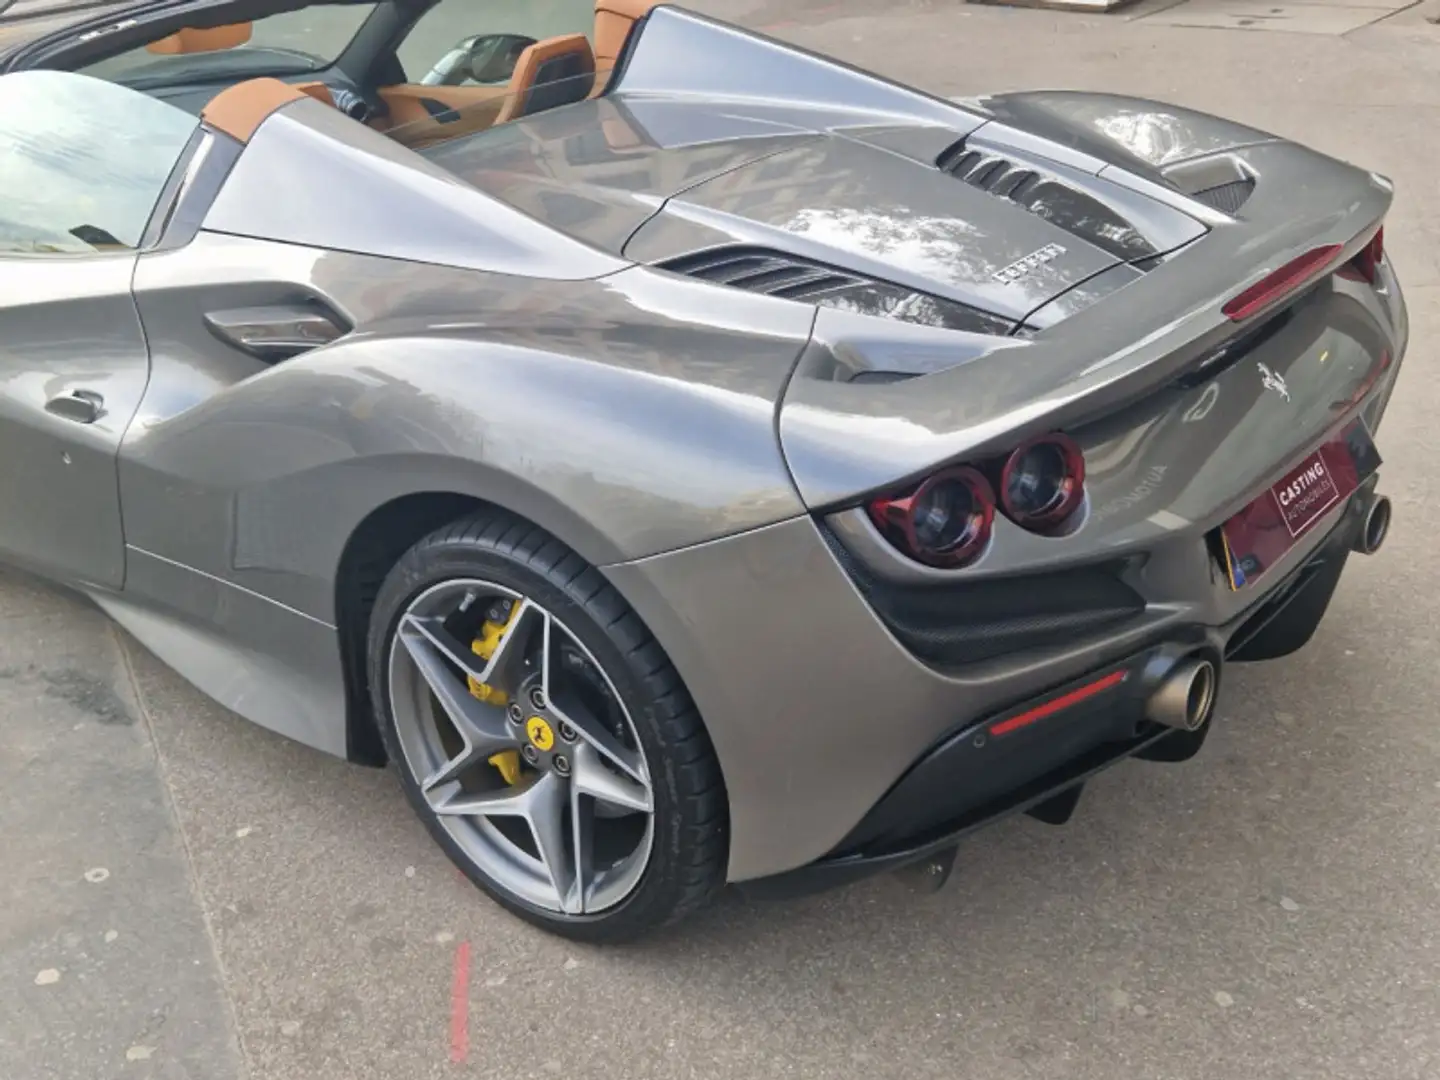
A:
0;68;201;588
0;256;149;588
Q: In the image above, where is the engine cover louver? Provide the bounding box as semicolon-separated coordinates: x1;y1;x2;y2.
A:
656;246;1013;336
657;247;863;300
1190;177;1255;215
936;142;1159;263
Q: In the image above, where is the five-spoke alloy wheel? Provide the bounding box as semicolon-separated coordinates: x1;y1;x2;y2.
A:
367;511;728;942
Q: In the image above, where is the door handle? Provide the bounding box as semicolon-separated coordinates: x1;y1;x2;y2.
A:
45;389;104;424
203;303;349;362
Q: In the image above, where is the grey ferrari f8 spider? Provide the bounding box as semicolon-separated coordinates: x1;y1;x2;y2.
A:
0;0;1405;940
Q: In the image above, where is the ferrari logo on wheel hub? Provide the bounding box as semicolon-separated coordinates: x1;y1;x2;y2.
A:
526;716;555;752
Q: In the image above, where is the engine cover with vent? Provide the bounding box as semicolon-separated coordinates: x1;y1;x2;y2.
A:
623;136;1126;326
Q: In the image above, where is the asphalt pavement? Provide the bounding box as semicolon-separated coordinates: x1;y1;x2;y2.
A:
6;1;1440;1078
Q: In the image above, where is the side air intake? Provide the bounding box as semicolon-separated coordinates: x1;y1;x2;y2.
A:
656;246;1013;336
936;142;1160;262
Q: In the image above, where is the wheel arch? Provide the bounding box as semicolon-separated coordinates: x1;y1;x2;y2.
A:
331;479;638;767
335;490;488;765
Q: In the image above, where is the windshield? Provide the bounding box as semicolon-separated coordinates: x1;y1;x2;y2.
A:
79;4;380;87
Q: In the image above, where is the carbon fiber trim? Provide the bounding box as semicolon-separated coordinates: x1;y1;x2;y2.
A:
1191;177;1256;215
818;523;1145;668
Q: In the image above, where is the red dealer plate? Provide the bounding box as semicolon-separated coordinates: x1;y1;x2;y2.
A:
1219;417;1381;591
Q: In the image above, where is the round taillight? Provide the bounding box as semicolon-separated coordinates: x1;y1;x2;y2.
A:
868;466;995;568
1000;433;1085;529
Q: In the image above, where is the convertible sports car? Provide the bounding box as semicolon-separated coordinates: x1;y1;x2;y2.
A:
0;0;1404;940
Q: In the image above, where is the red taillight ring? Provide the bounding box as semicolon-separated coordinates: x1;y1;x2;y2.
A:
999;432;1086;530
868;465;995;569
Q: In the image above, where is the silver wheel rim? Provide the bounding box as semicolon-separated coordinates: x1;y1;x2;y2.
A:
387;579;655;916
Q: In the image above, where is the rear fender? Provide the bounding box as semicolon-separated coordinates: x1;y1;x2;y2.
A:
124;235;814;625
118;328;804;623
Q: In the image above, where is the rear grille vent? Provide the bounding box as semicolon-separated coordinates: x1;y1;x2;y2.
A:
1190;177;1255;215
936;141;1158;262
656;246;1013;337
819;524;1146;669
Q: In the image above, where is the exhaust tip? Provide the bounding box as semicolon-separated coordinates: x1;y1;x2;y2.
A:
1146;657;1218;732
1354;494;1391;555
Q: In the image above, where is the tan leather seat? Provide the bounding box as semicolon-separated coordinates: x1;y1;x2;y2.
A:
591;0;657;95
381;35;596;147
594;0;657;69
491;34;596;126
376;84;512;150
147;23;252;55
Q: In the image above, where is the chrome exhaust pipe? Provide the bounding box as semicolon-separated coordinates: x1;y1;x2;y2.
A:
1353;493;1391;556
1145;657;1218;732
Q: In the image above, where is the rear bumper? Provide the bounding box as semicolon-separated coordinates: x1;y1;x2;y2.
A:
737;480;1374;900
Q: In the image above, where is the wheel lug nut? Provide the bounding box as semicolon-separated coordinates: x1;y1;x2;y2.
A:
553;754;570;776
528;687;547;711
507;703;524;725
558;722;577;743
522;745;539;765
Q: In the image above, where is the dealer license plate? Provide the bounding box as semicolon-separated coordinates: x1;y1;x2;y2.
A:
1219;417;1382;591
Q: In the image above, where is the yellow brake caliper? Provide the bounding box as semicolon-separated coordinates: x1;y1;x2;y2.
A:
468;603;524;785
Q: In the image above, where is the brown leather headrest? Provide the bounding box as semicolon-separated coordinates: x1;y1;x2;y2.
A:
514;33;596;81
147;23;252;55
494;34;596;125
202;77;309;143
594;0;657;65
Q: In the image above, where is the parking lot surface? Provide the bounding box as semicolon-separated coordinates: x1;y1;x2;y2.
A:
5;1;1440;1077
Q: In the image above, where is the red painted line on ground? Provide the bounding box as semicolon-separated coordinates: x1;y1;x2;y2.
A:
449;941;471;1064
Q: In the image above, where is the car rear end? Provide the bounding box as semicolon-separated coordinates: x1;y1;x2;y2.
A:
527;5;1407;888
746;115;1404;892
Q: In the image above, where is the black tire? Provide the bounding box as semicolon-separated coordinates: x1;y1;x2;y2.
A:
366;508;729;943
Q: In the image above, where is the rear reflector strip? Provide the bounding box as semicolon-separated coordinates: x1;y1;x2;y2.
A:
989;668;1129;738
1222;243;1342;322
1338;225;1385;285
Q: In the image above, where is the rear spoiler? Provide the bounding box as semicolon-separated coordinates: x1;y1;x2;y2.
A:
778;138;1393;508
